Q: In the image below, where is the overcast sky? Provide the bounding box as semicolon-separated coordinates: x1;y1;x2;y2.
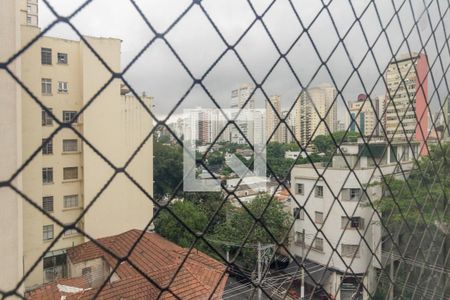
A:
39;0;448;121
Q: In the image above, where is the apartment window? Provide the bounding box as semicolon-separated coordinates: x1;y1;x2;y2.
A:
43;253;67;283
63;194;79;208
315;211;324;224
296;183;304;195
64;228;78;236
341;244;359;257
43;225;54;241
57;81;68;93
63;111;78;124
293;207;304;220
42;108;53;126
315;185;324;198
295;231;304;245
314;237;324;251
41;48;52;65
350;188;361;200
57;53;68;64
42;138;53;155
41;78;52;95
27;16;32;24
42;168;53;184
42;196;54;212
63;167;78;180
341;217;365;229
63;139;78;152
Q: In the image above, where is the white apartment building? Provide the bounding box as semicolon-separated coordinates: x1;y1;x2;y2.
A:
289;140;417;300
346;94;379;137
294;83;338;146
1;0;154;291
280;110;295;144
230;83;256;144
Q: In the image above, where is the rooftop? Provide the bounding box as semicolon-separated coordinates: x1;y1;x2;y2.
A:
27;230;228;300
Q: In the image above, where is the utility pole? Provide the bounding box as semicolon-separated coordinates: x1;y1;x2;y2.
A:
301;228;305;300
257;242;262;300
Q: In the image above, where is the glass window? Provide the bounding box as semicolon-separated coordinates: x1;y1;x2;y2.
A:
63;194;79;208
63;139;78;152
295;231;304;245
293;207;304;220
42;108;53;126
42;138;53;155
341;217;364;229
315;185;324;197
42;168;53;184
57;53;68;64
350;188;361;200
296;183;304;195
314;237;323;251
341;244;359;257
57;81;68;93
63;111;78;124
42;196;53;212
64;228;78;236
63;167;78;180
41;48;52;65
43;253;67;283
43;225;54;241
315;211;324;224
41;78;52;94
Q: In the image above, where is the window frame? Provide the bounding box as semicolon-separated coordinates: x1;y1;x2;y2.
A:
42;196;54;212
296;183;304;195
63;194;79;209
315;185;324;198
315;211;324;224
42;108;53;126
341;244;360;258
41;48;52;65
42;138;53;155
57;81;68;93
63;167;78;181
43;225;54;241
42;167;53;184
41;78;52;95
63;139;78;153
57;52;68;64
314;237;324;251
62;111;78;124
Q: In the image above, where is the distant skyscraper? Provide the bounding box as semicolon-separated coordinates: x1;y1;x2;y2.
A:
347;94;379;137
385;52;428;154
294;84;338;146
265;95;282;143
280;110;295;144
230;84;255;144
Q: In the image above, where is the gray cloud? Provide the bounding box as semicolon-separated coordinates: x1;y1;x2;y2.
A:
40;0;448;120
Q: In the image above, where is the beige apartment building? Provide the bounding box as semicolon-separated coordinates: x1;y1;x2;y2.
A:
294;83;338;146
385;53;428;146
1;0;154;292
346;94;379;137
265;95;282;143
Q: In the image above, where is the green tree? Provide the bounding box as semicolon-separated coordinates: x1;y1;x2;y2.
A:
212;194;292;268
154;140;183;199
374;143;449;299
154;201;208;248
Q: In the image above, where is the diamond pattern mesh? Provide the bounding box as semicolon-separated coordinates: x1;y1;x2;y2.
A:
0;0;449;299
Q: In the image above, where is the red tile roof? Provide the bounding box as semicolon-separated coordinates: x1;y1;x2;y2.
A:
25;277;90;300
27;230;228;300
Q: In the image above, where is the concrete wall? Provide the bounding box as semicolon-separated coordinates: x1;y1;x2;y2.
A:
0;0;24;295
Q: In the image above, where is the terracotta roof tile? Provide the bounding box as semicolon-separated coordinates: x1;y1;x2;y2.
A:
28;230;228;300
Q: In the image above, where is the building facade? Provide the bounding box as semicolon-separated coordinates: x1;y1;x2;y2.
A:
289;140;417;300
385;53;428;154
294;84;338;146
347;94;379;137
1;0;154;291
265;95;282;143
